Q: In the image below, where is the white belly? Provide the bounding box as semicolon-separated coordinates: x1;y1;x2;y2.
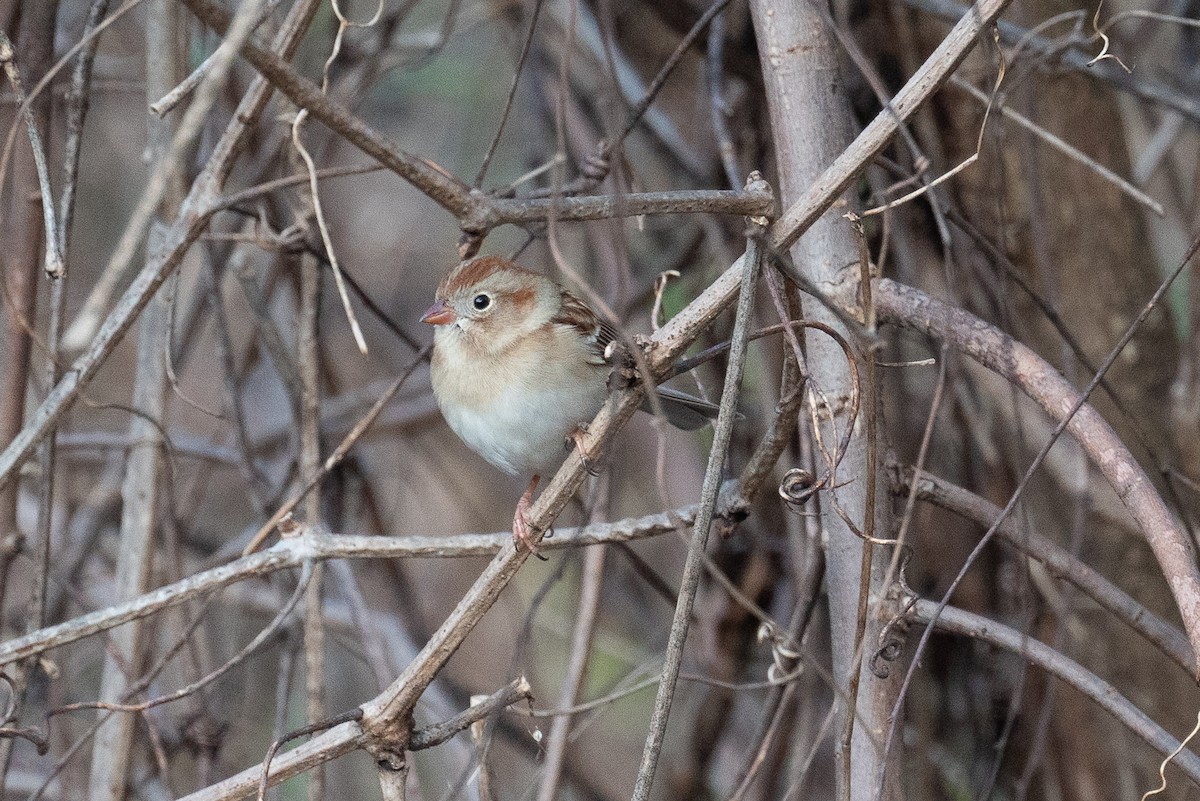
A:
432;325;608;476
443;380;605;475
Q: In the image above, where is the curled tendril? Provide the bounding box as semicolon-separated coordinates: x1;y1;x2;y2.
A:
779;467;822;506
757;622;804;685
0;673;48;754
0;673;15;723
869;641;904;678
871;548;919;678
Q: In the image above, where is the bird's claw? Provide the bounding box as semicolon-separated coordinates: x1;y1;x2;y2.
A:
566;425;599;476
513;475;547;560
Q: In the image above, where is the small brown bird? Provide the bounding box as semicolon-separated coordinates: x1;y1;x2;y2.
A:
422;256;715;552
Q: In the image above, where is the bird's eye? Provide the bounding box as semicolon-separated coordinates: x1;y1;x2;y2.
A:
472;293;491;310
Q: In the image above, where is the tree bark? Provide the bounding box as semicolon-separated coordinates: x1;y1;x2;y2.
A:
749;1;901;798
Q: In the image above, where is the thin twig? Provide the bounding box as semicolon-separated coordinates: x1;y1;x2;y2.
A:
473;0;544;187
243;344;430;554
177;0;481;221
409;678;533;751
631;214;764;801
535;543;606;801
52;562;313;716
298;250;326;801
148;0;279;115
0;31;63;277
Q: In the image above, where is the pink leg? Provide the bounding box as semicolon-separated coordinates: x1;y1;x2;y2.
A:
566;424;599;476
512;474;541;554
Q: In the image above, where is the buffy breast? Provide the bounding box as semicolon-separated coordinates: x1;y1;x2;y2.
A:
431;323;608;476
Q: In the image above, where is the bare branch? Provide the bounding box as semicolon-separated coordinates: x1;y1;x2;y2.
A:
0;504;710;668
912;600;1200;784
869;276;1200;674
892;465;1193;675
632;208;765;801
0;0;324;493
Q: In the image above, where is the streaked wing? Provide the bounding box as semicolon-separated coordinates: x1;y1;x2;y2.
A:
551;288;616;364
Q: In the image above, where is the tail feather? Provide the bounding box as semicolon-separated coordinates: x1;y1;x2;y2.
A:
644;386;721;430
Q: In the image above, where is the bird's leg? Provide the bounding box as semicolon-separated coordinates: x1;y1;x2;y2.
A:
565;424;600;476
513;474;545;558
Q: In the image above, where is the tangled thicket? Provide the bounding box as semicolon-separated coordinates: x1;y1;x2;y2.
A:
0;0;1198;799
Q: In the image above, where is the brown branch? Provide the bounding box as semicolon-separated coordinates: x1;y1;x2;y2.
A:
870;277;1200;675
298;250;326;801
487;186;775;225
892;465;1194;675
912;600;1200;784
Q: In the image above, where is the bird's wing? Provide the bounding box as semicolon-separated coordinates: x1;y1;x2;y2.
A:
551;288;617;365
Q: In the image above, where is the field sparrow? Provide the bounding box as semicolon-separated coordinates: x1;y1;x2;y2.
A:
422;255;716;553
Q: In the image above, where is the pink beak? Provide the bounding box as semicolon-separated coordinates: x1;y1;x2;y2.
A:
421;299;456;326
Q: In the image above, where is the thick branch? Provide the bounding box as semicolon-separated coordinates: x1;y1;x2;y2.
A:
872;279;1200;675
487;187;775;225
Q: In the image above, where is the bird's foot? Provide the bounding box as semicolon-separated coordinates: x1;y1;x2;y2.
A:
565;424;600;476
513;475;547;560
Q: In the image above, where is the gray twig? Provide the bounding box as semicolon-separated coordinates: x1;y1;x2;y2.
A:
630;208;765;801
0;505;714;668
0;31;63;278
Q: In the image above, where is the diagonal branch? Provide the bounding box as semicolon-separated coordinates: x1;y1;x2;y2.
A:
913;600;1200;783
870;278;1200;676
893;465;1193;675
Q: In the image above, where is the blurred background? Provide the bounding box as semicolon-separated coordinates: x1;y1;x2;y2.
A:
0;0;1199;798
